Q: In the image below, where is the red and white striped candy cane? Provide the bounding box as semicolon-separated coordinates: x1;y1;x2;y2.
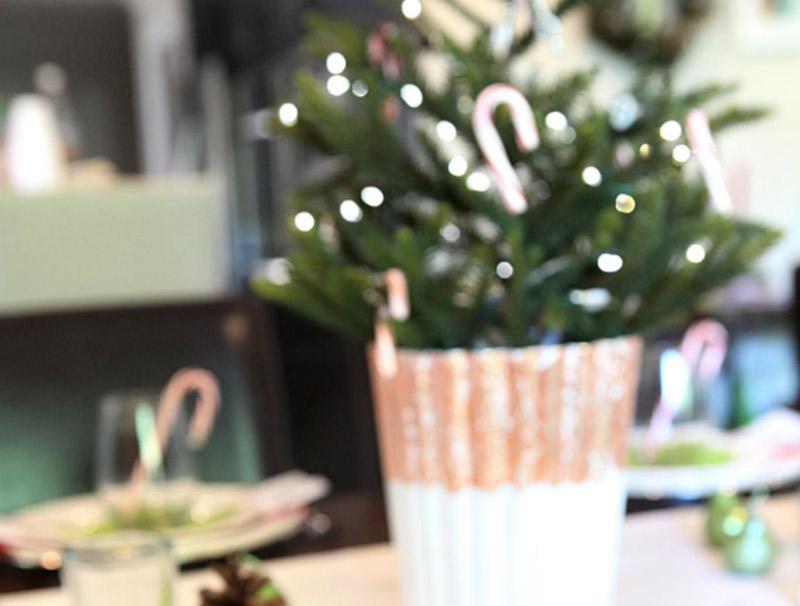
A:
128;368;221;508
367;23;401;80
679;319;729;383
374;269;410;378
646;319;729;453
473;84;540;214
686;109;734;215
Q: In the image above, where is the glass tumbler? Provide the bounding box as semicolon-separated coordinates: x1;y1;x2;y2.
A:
96;390;197;516
62;532;175;606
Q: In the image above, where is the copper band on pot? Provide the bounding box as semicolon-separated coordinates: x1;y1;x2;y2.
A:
368;337;642;492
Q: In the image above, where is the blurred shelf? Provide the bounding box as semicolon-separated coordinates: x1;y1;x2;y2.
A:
0;175;232;317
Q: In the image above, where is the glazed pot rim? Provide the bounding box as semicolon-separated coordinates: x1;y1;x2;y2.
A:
368;333;642;357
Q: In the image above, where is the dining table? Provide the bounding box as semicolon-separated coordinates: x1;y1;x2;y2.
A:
1;493;799;606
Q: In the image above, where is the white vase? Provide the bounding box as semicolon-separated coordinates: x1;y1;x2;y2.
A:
369;336;642;606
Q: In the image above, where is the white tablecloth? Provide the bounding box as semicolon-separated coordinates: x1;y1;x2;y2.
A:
3;496;799;606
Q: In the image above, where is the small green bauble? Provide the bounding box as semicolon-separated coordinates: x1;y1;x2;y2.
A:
706;495;746;547
724;516;778;575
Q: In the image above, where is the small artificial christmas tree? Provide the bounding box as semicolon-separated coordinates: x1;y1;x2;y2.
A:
253;0;779;350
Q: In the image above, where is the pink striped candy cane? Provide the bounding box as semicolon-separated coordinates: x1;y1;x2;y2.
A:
473;84;540;214
127;368;221;508
646;319;729;454
374;268;410;378
686;109;734;215
384;268;410;321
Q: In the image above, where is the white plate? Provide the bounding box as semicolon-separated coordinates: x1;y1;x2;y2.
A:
626;411;800;499
1;473;329;569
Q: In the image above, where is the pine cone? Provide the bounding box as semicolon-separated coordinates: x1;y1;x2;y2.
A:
200;557;287;606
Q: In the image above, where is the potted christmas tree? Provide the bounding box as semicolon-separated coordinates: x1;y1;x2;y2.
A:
254;1;778;604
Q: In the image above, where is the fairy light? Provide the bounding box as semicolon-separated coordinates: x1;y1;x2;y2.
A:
294;212;316;232
440;223;461;243
400;84;424;108
326;52;347;75
496;261;514;279
615;194;636;214
361;186;385;207
401;0;423;19
466;171;491;192
545;111;568;131
277;103;299;127
639;143;652;158
352;80;369;98
436;120;457;142
686;243;707;264
660;120;682;142
582;166;603;187
339;199;363;223
262;258;291;285
448;156;468;177
569;288;611;311
598;253;624;273
327;75;350;97
672;144;691;164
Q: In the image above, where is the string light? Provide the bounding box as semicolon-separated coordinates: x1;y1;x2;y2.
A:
496;261;514;279
569;288;611;311
400;84;424;108
352;80;369;98
326;52;347;75
401;0;423;19
440;223;461;243
294;212;316;232
672;144;691;164
277;103;298;127
339;199;363;223
263;258;291;285
686;243;707;264
582;166;603;187
545;111;568;131
327;75;350;96
598;253;624;273
639;143;652;158
436;120;457;142
361;186;385;207
466;172;491;192
615;194;636;214
448;156;468;177
660;120;682;142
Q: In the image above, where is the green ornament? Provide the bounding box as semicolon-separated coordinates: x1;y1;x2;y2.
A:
706;494;746;547
724;516;778;575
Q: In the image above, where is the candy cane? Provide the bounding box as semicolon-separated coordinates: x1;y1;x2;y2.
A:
374;269;410;378
154;368;221;451
686;109;733;215
127;368;221;508
473;84;540;214
367;23;401;80
645;320;729;454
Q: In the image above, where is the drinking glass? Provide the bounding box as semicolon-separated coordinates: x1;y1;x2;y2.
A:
62;532;175;606
96;390;197;516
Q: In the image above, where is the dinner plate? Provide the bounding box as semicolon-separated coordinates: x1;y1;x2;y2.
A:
0;472;329;569
626;410;800;499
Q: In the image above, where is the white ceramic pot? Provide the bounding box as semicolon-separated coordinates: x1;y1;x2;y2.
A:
369;336;642;606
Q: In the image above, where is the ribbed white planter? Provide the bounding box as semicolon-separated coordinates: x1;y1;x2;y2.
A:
369;337;642;606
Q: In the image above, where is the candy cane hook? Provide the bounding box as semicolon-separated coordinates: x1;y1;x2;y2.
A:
686;109;733;215
155;368;221;451
473;84;540;214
